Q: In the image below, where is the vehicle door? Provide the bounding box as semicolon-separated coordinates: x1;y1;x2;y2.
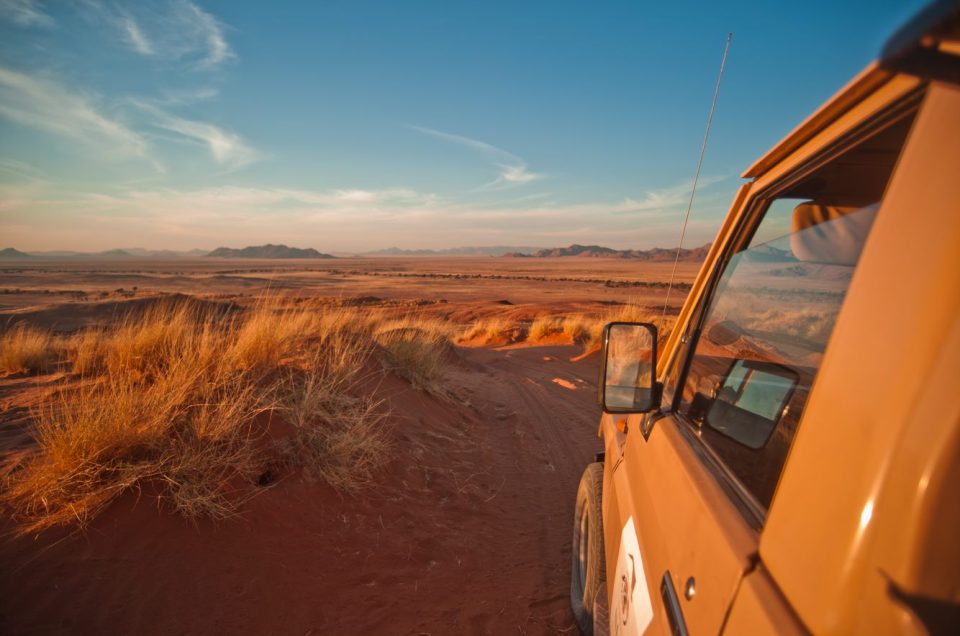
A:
602;95;920;634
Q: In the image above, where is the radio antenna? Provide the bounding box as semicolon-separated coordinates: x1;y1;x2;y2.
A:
660;32;732;326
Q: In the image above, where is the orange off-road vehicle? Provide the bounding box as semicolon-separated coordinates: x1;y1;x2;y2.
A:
571;3;960;634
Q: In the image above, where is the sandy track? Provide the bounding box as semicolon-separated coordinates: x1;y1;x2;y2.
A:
0;344;602;635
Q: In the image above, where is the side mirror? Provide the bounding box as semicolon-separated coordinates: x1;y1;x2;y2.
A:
598;322;661;413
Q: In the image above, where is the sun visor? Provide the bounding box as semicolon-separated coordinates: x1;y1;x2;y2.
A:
790;202;879;266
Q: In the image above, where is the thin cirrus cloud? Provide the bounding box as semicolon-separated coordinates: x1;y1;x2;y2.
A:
85;0;232;70
0;65;256;171
132;100;258;169
610;175;728;215
0;0;53;27
0;66;149;159
406;124;545;189
119;14;155;56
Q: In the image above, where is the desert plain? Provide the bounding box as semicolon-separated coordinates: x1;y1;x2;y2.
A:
0;256;699;635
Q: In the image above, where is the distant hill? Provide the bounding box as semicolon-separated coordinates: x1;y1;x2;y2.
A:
0;247;33;259
206;244;335;259
506;243;712;260
742;243;797;262
24;248;212;259
363;246;545;257
120;247;209;258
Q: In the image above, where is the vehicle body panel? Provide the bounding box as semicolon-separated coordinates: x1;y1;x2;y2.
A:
722;567;805;635
602;411;757;634
760;81;960;634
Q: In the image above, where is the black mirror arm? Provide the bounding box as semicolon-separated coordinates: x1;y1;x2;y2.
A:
639;383;667;439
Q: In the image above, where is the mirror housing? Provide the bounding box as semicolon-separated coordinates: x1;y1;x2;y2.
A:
598;322;662;414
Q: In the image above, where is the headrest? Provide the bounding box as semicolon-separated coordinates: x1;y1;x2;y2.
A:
790;201;879;265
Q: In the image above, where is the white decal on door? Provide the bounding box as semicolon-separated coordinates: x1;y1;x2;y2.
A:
610;516;653;635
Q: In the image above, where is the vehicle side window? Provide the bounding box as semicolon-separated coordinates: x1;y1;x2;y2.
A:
676;110;916;511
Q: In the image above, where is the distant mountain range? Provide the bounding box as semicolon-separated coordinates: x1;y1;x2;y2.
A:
362;246;545;257
0;245;332;260
360;244;714;258
1;242;717;261
504;243;713;260
0;247;209;259
206;244;335;259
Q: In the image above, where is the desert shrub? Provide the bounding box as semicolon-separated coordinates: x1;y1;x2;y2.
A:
0;325;60;374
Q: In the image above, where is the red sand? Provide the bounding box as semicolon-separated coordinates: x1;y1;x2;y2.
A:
0;343;602;635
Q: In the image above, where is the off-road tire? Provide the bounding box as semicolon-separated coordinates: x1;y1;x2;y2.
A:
571;462;606;635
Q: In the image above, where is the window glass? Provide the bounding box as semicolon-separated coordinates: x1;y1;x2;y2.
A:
675;109;916;510
680;201;878;507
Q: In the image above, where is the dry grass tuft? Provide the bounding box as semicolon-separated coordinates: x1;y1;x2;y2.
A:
227;305;320;370
4;353;271;533
0;298;430;534
457;318;516;345
511;304;677;354
373;316;452;396
561;315;597;345
102;303;213;379
580;303;676;353
71;329;109;376
527;316;563;342
0;325;60;374
281;335;390;491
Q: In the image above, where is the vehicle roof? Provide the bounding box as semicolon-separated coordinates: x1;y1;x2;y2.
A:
740;65;893;180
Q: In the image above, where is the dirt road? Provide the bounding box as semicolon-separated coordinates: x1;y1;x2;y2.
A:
0;343;602;635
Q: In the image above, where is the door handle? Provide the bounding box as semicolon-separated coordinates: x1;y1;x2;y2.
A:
661;571;689;636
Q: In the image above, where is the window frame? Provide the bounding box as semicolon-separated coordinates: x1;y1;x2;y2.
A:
659;88;926;527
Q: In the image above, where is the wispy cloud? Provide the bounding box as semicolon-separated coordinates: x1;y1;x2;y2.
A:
407;124;546;189
0;66;148;159
119;14;154;55
157;86;219;105
0;0;53;27
611;176;727;215
0;62;256;172
132;100;257;169
0;158;45;181
86;0;233;69
496;164;541;185
183;0;231;69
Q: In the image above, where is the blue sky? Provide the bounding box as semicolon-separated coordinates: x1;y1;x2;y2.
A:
0;0;925;252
